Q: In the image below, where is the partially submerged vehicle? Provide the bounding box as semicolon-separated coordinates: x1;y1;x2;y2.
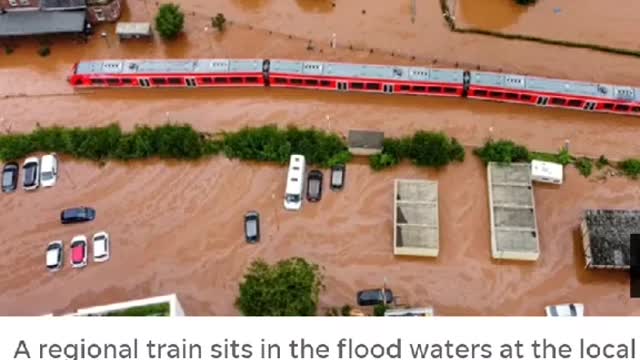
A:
40;153;59;188
2;162;19;193
244;211;260;244
545;303;584;317
284;155;305;211
61;207;96;224
22;157;40;191
330;164;345;191
70;235;88;269
356;288;394;306
92;231;110;263
45;241;63;272
306;170;323;202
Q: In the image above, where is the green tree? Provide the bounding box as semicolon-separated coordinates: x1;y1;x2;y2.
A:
155;3;185;40
236;258;324;316
211;13;227;32
474;140;530;164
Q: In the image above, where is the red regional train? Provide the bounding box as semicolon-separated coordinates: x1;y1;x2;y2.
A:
68;58;640;116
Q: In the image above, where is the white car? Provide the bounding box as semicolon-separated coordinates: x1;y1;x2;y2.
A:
92;231;110;262
22;157;40;191
70;235;88;269
40;153;59;188
45;240;63;272
545;303;584;317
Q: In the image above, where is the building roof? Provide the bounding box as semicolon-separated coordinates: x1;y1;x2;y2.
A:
394;179;439;257
487;162;540;261
0;11;86;37
75;59;264;75
116;22;151;35
581;209;636;269
348;130;384;150
41;0;87;10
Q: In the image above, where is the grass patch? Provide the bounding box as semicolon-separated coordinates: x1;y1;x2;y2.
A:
574;157;593;177
618;159;640;179
103;303;170;316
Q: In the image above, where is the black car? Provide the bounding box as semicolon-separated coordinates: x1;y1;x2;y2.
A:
2;162;18;193
60;207;96;224
244;211;260;243
356;288;394;306
330;164;346;191
306;170;323;202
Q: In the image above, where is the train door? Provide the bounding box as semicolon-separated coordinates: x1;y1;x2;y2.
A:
186;78;197;88
583;101;596;111
383;84;394;94
337;82;348;91
536;96;549;106
139;78;150;88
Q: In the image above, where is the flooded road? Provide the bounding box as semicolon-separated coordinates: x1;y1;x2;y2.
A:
0;157;635;316
0;0;639;315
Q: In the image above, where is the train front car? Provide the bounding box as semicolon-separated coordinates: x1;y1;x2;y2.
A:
268;59;466;97
467;70;640;116
68;59;267;89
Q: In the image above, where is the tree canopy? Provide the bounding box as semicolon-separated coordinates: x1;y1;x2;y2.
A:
155;3;185;40
236;258;324;316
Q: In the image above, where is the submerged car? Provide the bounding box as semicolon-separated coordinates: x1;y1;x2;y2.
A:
356;288;394;306
22;157;40;191
40;153;59;188
45;240;63;272
545;303;584;317
92;231;110;262
2;162;19;193
244;211;260;244
306;170;323;202
70;235;88;268
330;164;345;191
61;207;96;224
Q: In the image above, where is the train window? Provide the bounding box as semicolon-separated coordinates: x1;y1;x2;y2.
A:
290;78;303;85
214;77;228;83
400;85;410;91
366;83;381;90
615;104;630;111
152;78;166;85
603;103;614;110
413;86;426;92
168;78;182;84
200;77;212;84
550;98;565;105
567;99;582;107
121;78;132;84
304;79;318;86
350;82;364;89
489;91;503;98
505;92;518;100
474;90;488;97
106;78;120;85
320;80;331;87
91;78;104;85
632;107;640;112
274;78;286;84
230;77;243;83
444;87;457;94
245;77;259;83
427;86;441;93
520;94;532;101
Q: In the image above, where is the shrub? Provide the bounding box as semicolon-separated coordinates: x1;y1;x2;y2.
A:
369;153;398;171
597;155;609;169
236;258;324;316
340;305;352;316
369;132;464;170
618;159;640;179
373;304;388;316
474;140;529;164
211;13;227;32
38;46;51;57
155;3;185;40
575;157;593;177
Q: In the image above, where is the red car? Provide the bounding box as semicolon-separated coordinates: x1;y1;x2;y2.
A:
70;235;88;269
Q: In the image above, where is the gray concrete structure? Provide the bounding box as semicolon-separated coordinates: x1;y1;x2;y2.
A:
487;162;540;261
580;209;636;270
348;130;384;156
394;179;439;257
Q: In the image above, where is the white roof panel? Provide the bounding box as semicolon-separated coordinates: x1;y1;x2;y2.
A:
46;249;59;266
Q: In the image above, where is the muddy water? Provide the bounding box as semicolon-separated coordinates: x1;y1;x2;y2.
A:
0;0;640;315
0;157;635;316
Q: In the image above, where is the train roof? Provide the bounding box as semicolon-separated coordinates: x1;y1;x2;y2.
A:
269;59;464;84
470;71;640;102
75;59;264;75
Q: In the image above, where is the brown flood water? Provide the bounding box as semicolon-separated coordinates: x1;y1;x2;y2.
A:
0;0;640;315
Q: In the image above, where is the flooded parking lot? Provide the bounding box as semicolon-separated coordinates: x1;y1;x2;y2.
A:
0;0;639;315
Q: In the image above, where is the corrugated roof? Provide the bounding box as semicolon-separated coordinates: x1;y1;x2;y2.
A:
41;0;86;9
0;11;86;37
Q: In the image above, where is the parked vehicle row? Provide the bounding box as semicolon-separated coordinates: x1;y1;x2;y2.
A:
1;153;59;193
283;154;347;211
46;232;110;272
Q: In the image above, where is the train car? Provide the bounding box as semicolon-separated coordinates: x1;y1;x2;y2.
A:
68;59;267;88
468;71;640;116
268;59;466;97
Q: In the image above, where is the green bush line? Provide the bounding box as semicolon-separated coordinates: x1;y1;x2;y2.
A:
103;303;170;316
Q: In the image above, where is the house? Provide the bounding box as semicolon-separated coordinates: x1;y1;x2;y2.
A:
347;130;384;156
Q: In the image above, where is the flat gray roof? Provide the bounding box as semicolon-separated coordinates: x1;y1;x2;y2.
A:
75;59;263;75
0;11;86;37
581;209;635;270
348;130;384;150
41;0;86;9
487;162;540;261
394;179;439;257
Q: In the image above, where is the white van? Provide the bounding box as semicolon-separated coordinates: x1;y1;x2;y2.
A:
531;160;563;185
284;155;306;211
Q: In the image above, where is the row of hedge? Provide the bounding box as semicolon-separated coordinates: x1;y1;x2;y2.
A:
474;139;640;179
369;132;465;170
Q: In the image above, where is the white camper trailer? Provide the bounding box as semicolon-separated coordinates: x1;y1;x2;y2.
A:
284;155;306;211
531;160;563;185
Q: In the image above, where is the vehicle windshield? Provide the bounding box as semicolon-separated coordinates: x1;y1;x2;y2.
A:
24;165;36;182
41;171;53;181
286;194;300;203
2;171;13;187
